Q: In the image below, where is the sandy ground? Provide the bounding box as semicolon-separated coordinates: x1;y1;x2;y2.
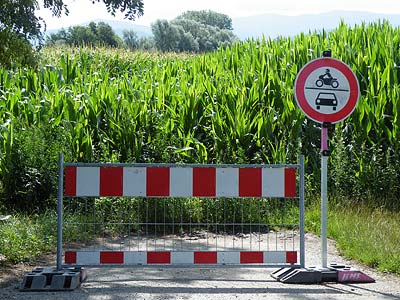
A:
1;233;400;300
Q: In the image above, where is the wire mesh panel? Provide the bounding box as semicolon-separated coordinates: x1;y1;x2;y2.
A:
58;159;305;268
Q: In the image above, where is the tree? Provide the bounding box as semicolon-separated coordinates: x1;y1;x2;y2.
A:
123;30;139;50
96;22;122;47
46;28;68;45
151;10;236;53
151;20;180;52
46;22;122;47
138;36;155;51
68;25;97;46
176;10;233;30
0;0;144;67
176;29;199;52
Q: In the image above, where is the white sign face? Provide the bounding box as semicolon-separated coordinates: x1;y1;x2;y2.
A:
304;67;350;114
295;58;359;124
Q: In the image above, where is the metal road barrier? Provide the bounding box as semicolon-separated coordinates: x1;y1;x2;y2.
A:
57;155;305;269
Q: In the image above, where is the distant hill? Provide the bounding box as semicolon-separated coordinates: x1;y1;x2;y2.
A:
232;11;400;40
44;11;400;41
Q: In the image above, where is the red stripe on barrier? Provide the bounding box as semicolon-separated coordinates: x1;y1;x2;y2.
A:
146;168;170;197
193;168;216;197
100;167;123;196
65;251;77;264
286;251;297;264
147;251;171;264
65;166;77;196
284;168;297;197
100;251;124;264
194;251;217;264
240;251;264;263
239;168;262;197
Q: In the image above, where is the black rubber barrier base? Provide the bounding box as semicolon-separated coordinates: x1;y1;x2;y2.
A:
20;267;87;291
272;264;375;284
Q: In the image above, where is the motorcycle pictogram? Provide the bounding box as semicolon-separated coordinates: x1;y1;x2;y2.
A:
315;69;339;88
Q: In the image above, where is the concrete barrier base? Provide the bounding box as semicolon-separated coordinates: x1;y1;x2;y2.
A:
20;267;86;291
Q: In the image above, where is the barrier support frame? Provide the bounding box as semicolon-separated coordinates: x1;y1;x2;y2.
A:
57;155;305;269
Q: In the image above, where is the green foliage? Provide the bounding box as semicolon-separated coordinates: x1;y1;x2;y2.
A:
47;22;122;47
123;30;139;50
0;30;38;68
0;0;42;41
0;0;42;67
151;10;236;53
0;20;400;211
137;36;156;51
177;10;233;30
151;20;181;52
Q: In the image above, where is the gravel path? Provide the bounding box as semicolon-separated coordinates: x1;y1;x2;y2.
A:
1;233;399;300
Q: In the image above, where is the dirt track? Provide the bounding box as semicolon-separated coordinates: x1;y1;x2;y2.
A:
1;233;399;300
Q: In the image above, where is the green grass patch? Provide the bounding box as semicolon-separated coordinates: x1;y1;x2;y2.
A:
0;212;57;264
306;200;400;275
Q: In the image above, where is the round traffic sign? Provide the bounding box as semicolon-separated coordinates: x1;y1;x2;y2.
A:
294;57;360;123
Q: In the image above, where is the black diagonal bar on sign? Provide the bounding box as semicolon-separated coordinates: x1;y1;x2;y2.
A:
305;87;350;92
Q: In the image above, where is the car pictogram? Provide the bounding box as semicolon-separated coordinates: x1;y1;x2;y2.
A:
315;92;337;110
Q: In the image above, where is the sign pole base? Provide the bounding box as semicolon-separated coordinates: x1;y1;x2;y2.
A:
271;264;375;284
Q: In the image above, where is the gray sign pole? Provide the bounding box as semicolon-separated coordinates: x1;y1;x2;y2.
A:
57;153;64;271
321;124;329;268
320;50;332;269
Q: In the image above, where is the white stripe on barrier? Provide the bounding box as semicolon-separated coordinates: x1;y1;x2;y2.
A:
123;167;146;196
216;168;238;197
77;251;100;265
76;167;100;196
171;252;194;264
124;251;147;265
218;251;240;264
264;251;286;264
170;168;193;197
262;168;284;197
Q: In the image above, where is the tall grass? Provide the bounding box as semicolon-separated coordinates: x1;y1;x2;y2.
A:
306;200;400;275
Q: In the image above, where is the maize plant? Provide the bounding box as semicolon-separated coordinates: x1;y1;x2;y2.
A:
0;20;399;209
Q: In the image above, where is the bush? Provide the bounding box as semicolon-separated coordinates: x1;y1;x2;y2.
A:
1;124;72;212
330;130;400;210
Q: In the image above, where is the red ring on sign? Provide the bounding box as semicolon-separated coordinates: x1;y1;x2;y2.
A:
294;58;359;123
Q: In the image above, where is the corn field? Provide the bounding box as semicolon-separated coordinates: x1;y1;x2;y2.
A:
0;20;399;210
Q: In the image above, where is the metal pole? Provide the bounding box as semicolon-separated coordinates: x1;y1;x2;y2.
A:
57;153;64;271
321;126;329;268
320;49;332;269
299;155;305;268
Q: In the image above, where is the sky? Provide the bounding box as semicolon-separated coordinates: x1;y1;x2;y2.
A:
37;0;400;30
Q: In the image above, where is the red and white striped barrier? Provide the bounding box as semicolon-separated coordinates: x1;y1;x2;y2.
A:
64;166;297;198
65;250;297;265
